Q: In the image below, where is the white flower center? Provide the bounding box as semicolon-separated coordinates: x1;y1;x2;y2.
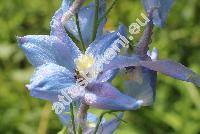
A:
75;54;95;73
75;54;99;81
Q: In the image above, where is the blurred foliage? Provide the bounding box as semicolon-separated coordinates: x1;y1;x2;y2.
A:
0;0;199;134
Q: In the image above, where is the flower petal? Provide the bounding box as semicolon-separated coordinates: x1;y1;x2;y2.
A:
86;24;127;59
99;113;123;134
18;35;80;71
64;0;106;46
50;4;81;58
141;60;200;87
141;0;174;27
27;63;76;101
103;55;140;72
97;69;118;82
84;82;142;110
86;112;106;127
57;106;70;125
147;47;158;61
124;67;157;106
58;109;100;127
61;0;73;11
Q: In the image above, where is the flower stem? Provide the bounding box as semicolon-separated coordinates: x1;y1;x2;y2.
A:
90;0;99;43
110;113;127;123
77;103;89;133
70;103;76;134
75;13;86;52
63;26;80;45
98;0;118;24
93;112;106;134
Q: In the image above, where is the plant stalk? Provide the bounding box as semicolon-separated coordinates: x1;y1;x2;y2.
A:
75;13;86;52
70;103;76;134
90;0;100;43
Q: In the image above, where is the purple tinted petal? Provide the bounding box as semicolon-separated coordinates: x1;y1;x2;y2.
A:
141;60;200;87
141;0;174;27
144;68;157;97
84;82;142;110
134;13;153;60
103;55;140;72
27;63;76;101
18;35;80;71
124;67;156;106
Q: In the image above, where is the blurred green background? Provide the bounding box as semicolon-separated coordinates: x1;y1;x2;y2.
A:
0;0;200;134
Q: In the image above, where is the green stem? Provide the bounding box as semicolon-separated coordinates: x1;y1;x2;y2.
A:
90;0;99;43
70;103;76;134
110;113;127;123
98;0;118;24
63;26;80;44
77;103;89;134
93;110;122;134
75;13;86;52
77;124;83;134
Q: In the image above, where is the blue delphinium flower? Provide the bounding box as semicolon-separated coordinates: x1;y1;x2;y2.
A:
17;1;152;130
17;18;142;112
18;0;199;133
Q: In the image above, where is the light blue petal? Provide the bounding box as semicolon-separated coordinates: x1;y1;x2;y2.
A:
141;60;200;87
64;0;106;46
18;35;80;71
85;82;142;110
27;63;76;101
141;0;174;27
86;25;127;58
50;7;82;63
